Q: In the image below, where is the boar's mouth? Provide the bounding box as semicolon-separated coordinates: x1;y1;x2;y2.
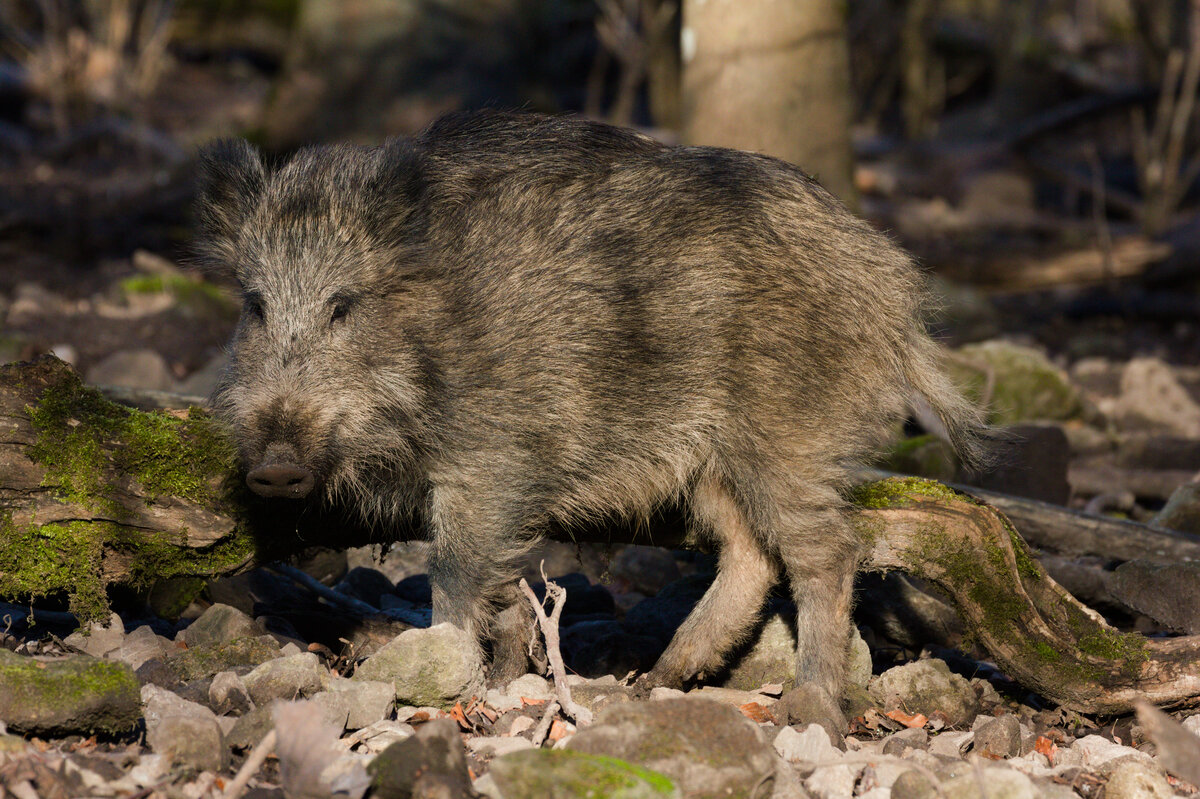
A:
246;445;316;499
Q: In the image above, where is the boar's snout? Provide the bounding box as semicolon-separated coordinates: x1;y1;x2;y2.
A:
246;452;315;499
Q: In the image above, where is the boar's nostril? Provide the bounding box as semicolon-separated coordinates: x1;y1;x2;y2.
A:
246;463;315;499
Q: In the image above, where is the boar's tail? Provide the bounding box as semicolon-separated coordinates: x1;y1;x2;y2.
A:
902;331;992;474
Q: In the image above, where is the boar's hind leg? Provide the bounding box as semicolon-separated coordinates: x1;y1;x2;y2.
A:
426;486;541;679
644;472;778;688
773;496;861;699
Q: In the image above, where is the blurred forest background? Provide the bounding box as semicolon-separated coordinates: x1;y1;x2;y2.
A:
1;0;1199;520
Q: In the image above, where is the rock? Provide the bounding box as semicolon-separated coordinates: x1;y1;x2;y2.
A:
85;349;175;391
1103;760;1174;799
1152;483;1200;535
949;341;1081;425
0;649;140;736
226;705;275;751
893;766;1037;799
63;612;126;658
348;719;416;754
310;690;352;729
368;718;474;799
928;730;974;759
467;735;537;759
804;761;860;799
720;613;795;692
969;423;1071;505
1111;358;1200;437
164;636;281;682
567;698;776;799
972;714;1021;758
141;684;227;772
1058;735;1153;769
868;659;979;727
774;682;849;740
1111;560;1200;634
334;567;394;607
848;626;873;689
881;727;929;756
623;574;713;641
610;546;683;596
569;683;635;716
393;573;432;605
243;651;329;705
209;670;254;715
175;353;227;397
353;623;484;709
506;673;554;701
773;724;841;764
327;677;395;730
563;620;663;678
1182;713;1200;735
182;603;265;647
110;624;177;670
486;749;679;798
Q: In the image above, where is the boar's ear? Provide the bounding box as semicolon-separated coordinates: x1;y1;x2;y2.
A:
194;139;266;271
366;137;426;241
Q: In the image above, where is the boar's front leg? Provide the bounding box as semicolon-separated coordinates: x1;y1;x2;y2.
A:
425;484;542;684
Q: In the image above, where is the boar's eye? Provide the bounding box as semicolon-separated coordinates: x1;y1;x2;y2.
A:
244;293;265;322
329;294;355;325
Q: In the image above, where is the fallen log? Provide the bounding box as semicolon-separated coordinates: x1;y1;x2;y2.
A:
3;356;1199;714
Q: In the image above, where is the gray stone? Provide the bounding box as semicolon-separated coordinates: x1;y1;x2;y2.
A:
328;677;395;729
164;636;281;682
368;718;474;799
893;767;1036;799
881;727;929;756
609;546;682;596
488;749;679;798
141;684;227;772
0;649;140;737
310;690;352;729
505;673;554;701
868;659;979;727
226;705;275;751
208;670;254;715
848;625;872;689
970;423;1071;505
1152;482;1200;535
1103;759;1174;799
773;724;840;765
804;762;860;799
1058;735;1152;769
567;698;775;799
353;623;484;709
243;651;328;705
63;612;125;658
774;682;848;740
183;603;264;647
111;625;176;670
972;714;1021;758
466;735;537;759
1112;358;1200;437
86;349;175;391
1113;560;1200;634
720;614;795;692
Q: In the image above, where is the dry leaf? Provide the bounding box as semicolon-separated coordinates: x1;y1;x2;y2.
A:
738;702;775;724
885;709;928;729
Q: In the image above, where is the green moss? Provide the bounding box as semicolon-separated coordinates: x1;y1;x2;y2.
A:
0;649;141;736
119;274;236;318
0;513;255;622
489;749;678;798
27;370;238;511
878;434;958;482
948;342;1082;425
1032;641;1060;662
851;477;962;509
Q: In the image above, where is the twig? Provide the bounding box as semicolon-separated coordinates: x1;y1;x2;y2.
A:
518;576;593;726
268;563;381;616
222;728;277;799
530;699;560;747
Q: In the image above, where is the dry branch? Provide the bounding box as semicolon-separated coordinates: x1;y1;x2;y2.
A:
4;357;1200;713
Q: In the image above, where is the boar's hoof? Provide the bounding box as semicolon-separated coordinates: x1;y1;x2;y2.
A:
246;462;315;498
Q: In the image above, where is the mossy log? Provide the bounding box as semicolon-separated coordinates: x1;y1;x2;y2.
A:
3;357;1200;714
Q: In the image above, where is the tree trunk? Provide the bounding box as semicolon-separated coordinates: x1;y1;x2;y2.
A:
680;0;859;208
4;357;1200;713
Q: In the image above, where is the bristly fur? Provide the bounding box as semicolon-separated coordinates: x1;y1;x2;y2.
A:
198;110;988;692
